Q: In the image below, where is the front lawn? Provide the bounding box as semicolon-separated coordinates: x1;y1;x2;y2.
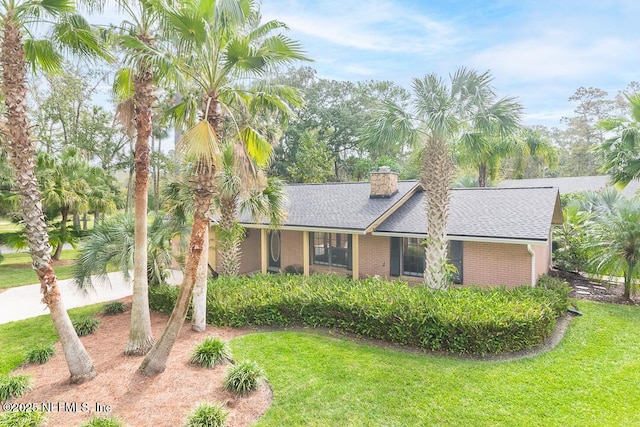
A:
2;301;637;426
231;300;640;427
0;304;103;374
0;250;79;290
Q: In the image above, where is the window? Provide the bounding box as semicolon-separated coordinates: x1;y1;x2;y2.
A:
311;232;350;268
402;238;424;276
390;237;463;283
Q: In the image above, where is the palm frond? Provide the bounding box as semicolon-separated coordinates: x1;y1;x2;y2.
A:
178;119;222;171
23;39;64;73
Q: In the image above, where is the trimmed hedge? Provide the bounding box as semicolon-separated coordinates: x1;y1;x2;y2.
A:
149;274;570;355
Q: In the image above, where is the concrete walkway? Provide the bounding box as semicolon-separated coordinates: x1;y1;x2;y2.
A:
0;270;184;325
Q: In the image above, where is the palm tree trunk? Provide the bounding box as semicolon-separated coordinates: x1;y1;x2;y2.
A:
478;163;487;187
624;260;635;300
139;166;215;376
421;136;455;289
1;18;95;383
53;207;68;260
125;61;155;356
191;226;208;332
218;197;242;276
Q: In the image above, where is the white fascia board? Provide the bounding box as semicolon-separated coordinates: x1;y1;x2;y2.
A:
239;223;367;235
370;231;548;246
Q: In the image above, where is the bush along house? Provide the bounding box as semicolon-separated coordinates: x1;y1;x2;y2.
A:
209;167;563;287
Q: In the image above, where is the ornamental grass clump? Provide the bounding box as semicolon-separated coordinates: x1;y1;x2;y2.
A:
71;316;100;336
223;360;265;396
24;343;55;364
0;374;32;401
190;337;232;368
102;301;126;315
79;415;124;427
184;402;228;427
0;410;46;427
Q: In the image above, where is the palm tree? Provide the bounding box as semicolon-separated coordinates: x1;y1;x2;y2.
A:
73;213;189;290
364;68;521;289
589;199;640;300
138;0;307;376
455;97;522;187
510;127;558;179
215;142;287;276
0;0;110;383
597;93;640;187
38;148;89;260
111;0;175;355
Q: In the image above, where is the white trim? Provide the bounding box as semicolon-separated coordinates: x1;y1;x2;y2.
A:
527;244;536;287
371;231;548;246
241;223;367;235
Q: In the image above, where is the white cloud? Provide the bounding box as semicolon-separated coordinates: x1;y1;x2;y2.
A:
262;0;459;54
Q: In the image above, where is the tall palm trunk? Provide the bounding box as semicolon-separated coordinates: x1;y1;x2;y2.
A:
139;166;216;375
126;58;155;355
218;196;242;276
421;136;455;289
191;226;208;332
1;17;96;383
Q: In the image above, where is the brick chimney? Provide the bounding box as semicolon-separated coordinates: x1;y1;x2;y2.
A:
370;166;398;198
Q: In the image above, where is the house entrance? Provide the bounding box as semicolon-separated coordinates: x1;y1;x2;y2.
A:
268;230;281;271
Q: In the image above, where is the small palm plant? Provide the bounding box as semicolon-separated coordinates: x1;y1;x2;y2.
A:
223;360;265;396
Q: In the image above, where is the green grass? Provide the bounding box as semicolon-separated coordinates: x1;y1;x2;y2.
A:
230;300;640;427
1;300;638;426
0;305;103;375
0;250;79;290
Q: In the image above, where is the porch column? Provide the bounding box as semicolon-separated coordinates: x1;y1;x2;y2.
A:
303;231;310;276
352;234;359;279
261;228;268;274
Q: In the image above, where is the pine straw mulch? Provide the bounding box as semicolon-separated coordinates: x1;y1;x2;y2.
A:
12;300;271;427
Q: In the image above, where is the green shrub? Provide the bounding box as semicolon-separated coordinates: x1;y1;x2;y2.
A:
149;274;570;355
184;402;228;427
0;410;45;427
190;337;232;368
102;301;126;315
0;374;32;401
149;285;182;316
79;415;124;427
24;344;55;364
223;360;265;396
71;316;100;337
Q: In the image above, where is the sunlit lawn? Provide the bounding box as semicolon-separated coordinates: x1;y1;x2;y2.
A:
231;300;640;427
0;304;103;375
0;250;80;290
1;300;638;426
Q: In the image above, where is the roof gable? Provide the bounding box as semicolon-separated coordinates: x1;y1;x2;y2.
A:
375;186;562;241
240;180;419;232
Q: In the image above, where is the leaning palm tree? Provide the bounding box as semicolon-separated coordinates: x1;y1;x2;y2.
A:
0;0;110;383
364;68;521;289
510;127;558;179
138;0;307;376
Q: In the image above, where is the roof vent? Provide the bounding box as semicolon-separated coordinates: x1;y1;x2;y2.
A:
370;166;398;198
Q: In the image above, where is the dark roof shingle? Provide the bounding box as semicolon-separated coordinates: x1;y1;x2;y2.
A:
376;186;561;241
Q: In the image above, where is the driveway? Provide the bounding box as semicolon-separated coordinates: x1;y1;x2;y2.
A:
0;270;184;325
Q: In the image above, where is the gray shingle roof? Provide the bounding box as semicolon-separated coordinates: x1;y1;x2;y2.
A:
240;181;419;231
498;176;640;198
375;187;561;241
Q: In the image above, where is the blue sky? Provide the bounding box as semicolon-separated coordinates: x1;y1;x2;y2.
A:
259;0;640;127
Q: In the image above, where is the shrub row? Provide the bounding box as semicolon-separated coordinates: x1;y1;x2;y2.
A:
149;274;570;355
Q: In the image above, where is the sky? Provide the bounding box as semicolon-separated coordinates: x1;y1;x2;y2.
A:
257;0;640;127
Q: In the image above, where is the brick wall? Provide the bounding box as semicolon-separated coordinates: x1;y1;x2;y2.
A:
238;228;261;274
463;241;531;288
533;242;551;280
281;230;303;269
357;234;390;278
